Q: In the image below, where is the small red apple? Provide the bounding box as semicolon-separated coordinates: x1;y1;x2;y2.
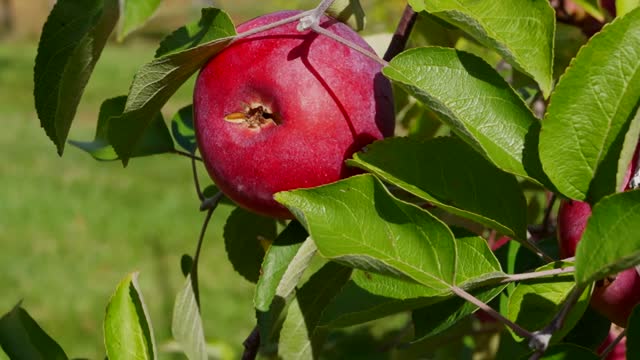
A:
194;10;394;218
556;140;640;326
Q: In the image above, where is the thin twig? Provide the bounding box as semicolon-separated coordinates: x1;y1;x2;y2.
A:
450;285;533;340
173;149;202;161
528;285;586;357
599;328;627;360
191;156;204;201
310;25;388;66
383;5;417;62
499;266;575;284
190;207;214;308
542;193;557;234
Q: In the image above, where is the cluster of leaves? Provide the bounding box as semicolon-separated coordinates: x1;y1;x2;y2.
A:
4;0;640;359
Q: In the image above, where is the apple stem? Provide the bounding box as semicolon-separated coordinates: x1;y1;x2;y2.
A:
173;149;202;162
297;0;336;31
500;266;575;284
191;156;204;201
383;4;417;61
528;284;586;356
598;328;627;360
310;24;388;66
450;285;534;340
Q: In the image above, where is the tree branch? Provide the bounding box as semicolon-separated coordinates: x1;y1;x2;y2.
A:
450;285;534;340
383;4;417;62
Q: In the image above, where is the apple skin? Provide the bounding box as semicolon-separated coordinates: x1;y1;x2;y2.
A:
556;141;640;326
194;10;394;218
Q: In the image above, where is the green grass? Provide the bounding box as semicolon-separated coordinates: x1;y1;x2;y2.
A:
0;41;254;359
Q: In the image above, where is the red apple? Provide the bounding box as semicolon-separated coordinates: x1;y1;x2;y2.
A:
194;10;394;218
556;141;640;326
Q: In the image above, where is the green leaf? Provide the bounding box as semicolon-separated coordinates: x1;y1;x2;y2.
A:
617;0;640;16
69;96;175;161
318;280;443;328
276;174;506;297
507;262;590;344
412;284;507;342
0;305;68;360
326;0;366;32
278;262;352;359
407;0;555;96
350;136;528;240
254;221;309;312
256;235;317;353
171;274;206;360
224;207;276;283
553;23;588;79
575;190;640;285
572;0;606;21
170;104;196;154
118;0;162;41
110;8;235;165
563;307;610;350
628;305;640;357
34;0;119;155
383;47;543;182
104;272;157;360
540;9;640;201
520;344;599;359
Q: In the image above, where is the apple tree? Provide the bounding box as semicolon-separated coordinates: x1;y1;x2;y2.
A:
3;0;640;359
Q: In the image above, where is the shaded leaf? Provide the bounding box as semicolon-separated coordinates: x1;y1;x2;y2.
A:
34;0;119;154
69;96;175;160
412;284;507;342
575;190;640;285
104;272;157;360
255;221;309;312
278;262;352;360
0;305;68;360
553;23;588;79
118;0;162;41
507;262;590;343
170;104;196;154
224;207;277;283
256;235;316;353
563;307;611;350
539;9;640;201
520;344;599;359
350;136;528;240
628;305;640;357
408;0;555;96
110;8;235;165
383;47;544;182
171;274;206;360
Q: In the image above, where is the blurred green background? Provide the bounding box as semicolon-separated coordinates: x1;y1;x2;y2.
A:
0;0;404;358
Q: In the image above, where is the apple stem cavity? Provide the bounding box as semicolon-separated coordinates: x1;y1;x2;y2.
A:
450;285;535;340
